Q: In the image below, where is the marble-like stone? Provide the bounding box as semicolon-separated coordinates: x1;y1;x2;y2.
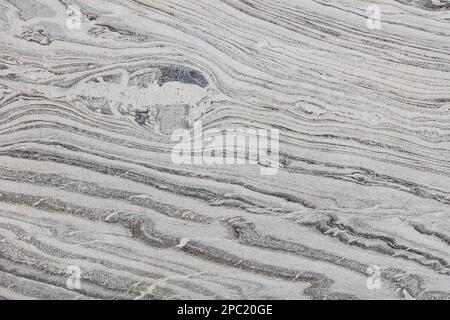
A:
0;0;449;300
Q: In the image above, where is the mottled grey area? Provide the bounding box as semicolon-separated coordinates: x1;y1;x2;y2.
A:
158;66;208;88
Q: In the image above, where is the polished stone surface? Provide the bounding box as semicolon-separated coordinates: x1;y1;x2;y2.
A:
0;0;449;299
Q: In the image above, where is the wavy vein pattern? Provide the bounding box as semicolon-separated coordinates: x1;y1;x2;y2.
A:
0;0;449;300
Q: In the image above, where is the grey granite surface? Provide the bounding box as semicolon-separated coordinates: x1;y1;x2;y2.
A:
0;0;449;300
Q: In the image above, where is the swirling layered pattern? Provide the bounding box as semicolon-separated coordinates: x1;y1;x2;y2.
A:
0;0;449;299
